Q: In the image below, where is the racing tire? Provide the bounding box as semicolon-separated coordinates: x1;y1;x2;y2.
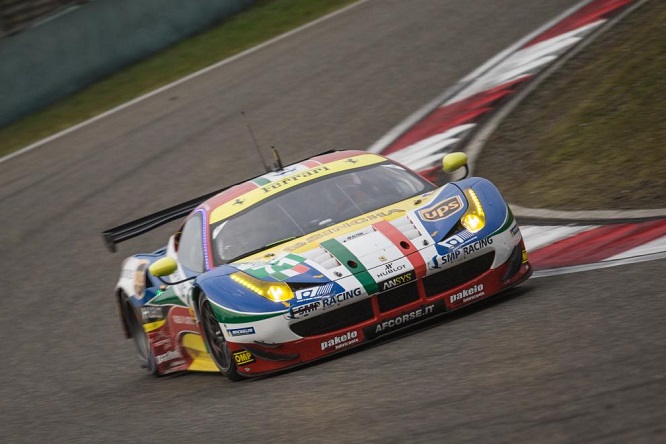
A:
120;292;158;375
198;296;243;382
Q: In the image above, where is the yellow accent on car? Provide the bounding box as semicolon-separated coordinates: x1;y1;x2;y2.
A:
442;152;468;173
148;257;178;277
143;320;166;333
209;154;386;224
180;333;219;372
461;189;486;233
230;272;294;303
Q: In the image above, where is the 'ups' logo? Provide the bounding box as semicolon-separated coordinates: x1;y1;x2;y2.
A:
418;196;463;221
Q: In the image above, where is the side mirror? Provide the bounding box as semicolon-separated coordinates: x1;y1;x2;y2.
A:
148;257;178;277
442;152;469;178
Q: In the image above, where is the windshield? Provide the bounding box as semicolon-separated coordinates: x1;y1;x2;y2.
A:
211;162;434;264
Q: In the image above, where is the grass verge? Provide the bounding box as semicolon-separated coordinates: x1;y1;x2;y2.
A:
0;0;359;158
476;0;665;211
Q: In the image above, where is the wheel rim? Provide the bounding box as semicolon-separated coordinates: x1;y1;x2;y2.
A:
200;299;232;372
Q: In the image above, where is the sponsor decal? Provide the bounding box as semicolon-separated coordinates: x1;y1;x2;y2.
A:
295;282;334;301
153;338;173;348
449;284;485;304
241;254;310;280
418;196;463;221
285;209;404;251
141;306;163;321
428;250;462;270
322;288;363;308
172;315;196;326
344;231;368;242
364;301;444;340
233;350;255;365
320;330;359;351
378;270;416;292
155;350;182;365
375;262;407;279
462;238;493;255
510;224;520;237
438;231;477;250
287;301;321;319
260;166;330;193
522;250;529;264
227;327;256;337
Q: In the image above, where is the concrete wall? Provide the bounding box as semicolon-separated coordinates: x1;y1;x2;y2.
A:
0;0;255;127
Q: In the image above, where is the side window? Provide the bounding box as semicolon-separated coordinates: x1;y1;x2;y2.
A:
178;214;205;272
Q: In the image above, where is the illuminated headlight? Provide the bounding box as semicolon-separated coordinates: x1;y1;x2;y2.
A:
230;272;294;303
461;189;485;233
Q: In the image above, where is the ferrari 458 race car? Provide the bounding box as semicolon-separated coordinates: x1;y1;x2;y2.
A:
103;150;531;381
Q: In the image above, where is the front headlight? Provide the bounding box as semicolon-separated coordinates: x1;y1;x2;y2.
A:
230;272;294;303
461;189;486;233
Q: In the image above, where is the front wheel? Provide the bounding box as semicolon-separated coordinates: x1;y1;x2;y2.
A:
198;296;243;381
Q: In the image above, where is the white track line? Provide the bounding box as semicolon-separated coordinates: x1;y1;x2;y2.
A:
367;0;596;154
521;225;594;252
0;0;371;166
603;235;666;261
533;251;666;278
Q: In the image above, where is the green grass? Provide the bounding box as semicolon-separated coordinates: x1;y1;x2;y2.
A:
0;0;358;158
476;1;666;211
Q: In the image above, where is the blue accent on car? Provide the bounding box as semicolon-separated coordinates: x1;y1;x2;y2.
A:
195;265;336;314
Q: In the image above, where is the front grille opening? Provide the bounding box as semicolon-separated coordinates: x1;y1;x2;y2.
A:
290;299;374;337
423;252;495;298
377;282;420;313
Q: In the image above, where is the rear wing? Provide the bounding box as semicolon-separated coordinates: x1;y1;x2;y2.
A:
101;186;232;253
101;149;339;252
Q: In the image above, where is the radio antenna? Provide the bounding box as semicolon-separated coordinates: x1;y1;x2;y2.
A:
240;111;271;173
271;146;284;172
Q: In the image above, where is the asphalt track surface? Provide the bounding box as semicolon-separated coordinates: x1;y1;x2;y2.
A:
1;0;664;442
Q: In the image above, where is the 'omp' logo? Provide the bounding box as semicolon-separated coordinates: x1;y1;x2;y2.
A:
418;196;462;221
233;350;255;365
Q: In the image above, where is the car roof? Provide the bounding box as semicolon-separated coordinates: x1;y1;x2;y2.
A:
199;150;388;224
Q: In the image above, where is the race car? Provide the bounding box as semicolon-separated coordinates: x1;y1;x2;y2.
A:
103;150;531;381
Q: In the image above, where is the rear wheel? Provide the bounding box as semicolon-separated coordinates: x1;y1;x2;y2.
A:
121;292;158;375
198;296;242;381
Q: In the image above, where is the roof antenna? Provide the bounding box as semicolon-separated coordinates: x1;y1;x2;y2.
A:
271;146;284;172
241;111;271;173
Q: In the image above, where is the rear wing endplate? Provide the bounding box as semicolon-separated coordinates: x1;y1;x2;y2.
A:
101;149;338;253
101;186;228;253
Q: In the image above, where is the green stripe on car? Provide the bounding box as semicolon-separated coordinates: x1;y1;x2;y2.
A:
210;300;285;324
320;239;378;295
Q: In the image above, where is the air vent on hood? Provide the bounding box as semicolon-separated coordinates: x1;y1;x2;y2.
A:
390;216;422;241
301;247;340;270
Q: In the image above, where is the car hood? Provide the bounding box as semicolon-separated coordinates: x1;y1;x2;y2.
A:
195;182;483;315
240;183;466;271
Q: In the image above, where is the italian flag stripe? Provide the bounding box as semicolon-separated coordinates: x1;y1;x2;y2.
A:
320;239;378;295
372;220;427;278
